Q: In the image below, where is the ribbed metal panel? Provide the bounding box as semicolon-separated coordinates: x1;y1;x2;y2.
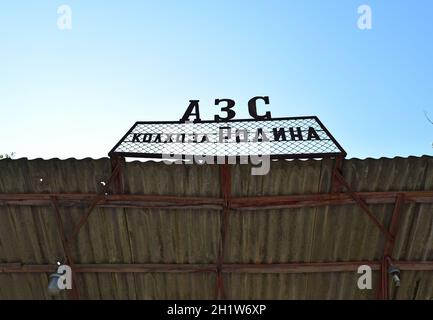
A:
0;156;432;299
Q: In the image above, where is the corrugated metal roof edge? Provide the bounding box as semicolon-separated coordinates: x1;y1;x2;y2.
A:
2;155;433;163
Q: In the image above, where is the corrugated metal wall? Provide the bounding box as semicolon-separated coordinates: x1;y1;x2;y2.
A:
0;156;432;299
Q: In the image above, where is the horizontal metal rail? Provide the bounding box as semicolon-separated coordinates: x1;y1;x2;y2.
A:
1;261;433;274
0;191;432;210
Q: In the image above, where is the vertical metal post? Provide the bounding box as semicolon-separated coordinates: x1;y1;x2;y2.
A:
216;163;231;299
377;193;405;300
110;155;125;194
331;156;344;193
379;257;389;300
51;197;80;300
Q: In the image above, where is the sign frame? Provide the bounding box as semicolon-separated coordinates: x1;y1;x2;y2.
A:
108;116;347;160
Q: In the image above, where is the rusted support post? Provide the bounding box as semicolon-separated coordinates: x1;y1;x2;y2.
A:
216;163;231;300
378;193;405;300
379;257;389;300
68;162;122;242
110;155;125;194
384;194;405;257
334;171;394;241
331;156;344;193
50;197;80;300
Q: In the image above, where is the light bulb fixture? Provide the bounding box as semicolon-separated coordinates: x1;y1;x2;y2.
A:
388;265;401;287
48;261;63;296
48;273;62;295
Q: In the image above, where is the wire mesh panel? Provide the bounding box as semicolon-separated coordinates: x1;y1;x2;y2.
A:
109;117;346;159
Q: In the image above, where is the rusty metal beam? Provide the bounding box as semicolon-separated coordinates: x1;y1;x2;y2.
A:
395;261;433;271
110;155;125;194
50;197;80;300
222;262;382;273
379;257;389;300
384;194;405;257
231;191;433;209
2;191;433;209
1;261;433;274
68;194;105;243
378;193;405;300
334;171;394;241
0;263;215;273
0;193;223;208
331;156;344;193
68;162;122;242
216;164;231;300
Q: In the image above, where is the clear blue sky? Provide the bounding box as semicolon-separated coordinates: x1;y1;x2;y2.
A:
1;1;432;159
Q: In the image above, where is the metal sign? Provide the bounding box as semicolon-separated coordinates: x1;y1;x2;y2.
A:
109;116;346;160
